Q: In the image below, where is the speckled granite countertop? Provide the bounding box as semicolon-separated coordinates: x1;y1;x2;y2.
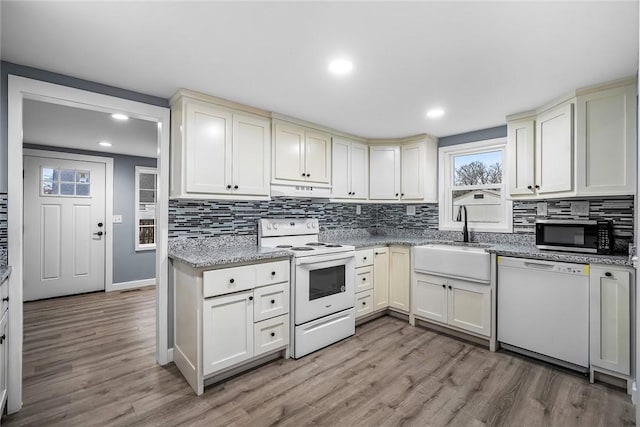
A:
0;266;10;283
169;236;291;269
486;244;632;266
322;234;633;267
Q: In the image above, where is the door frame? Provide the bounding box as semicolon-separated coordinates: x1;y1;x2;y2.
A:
7;75;171;413
23;148;115;297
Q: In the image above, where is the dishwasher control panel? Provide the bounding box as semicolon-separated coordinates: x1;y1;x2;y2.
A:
554;265;588;275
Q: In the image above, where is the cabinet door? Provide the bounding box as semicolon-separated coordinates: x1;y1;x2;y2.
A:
373;247;389;310
590;266;631;375
388;246;410;313
232;114;271;196
507;118;535;196
304;131;331;184
535;103;573;195
401;142;424;200
413;273;447;323
273;122;305;182
447;279;490;337
0;315;6;409
369;146;400;200
185;102;232;193
202;291;253;376
331;138;350;198
577;84;637;196
350;142;369;199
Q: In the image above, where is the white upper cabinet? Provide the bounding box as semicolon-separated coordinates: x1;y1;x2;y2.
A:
331;137;368;199
506;78;637;199
369;146;401;200
401;142;424;200
535;102;574;195
576;83;637;196
171;92;271;199
273;121;331;186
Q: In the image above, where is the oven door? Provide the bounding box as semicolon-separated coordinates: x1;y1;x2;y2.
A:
294;252;355;325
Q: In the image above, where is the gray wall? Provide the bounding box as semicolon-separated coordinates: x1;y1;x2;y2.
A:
25;144;157;283
438;125;507;147
1;60;168;193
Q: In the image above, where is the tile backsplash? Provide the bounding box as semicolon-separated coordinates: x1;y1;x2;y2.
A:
170;196;635;250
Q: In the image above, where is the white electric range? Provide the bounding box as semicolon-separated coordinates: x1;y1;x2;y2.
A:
258;218;356;358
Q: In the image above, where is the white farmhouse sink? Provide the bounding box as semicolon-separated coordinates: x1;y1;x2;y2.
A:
413;243;491;282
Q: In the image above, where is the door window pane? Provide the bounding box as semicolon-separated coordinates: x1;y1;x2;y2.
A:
40;167;90;197
76;170;90;183
136;167;157;250
60;169;75;182
60;182;75;196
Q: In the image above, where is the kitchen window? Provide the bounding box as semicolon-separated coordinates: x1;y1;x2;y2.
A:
439;138;512;233
135;166;157;251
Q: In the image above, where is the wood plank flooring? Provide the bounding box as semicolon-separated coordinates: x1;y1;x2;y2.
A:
3;287;635;427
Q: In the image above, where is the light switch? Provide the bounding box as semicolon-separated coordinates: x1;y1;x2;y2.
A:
406;205;416;216
356;205;361;215
571;201;589;216
113;215;123;224
536;202;547;216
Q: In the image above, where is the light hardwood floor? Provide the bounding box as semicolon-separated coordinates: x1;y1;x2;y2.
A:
3;287;635;427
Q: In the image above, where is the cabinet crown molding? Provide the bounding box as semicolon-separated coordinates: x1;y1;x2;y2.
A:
170;89;271;118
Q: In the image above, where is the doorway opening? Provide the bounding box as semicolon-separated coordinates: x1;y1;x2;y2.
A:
7;76;170;414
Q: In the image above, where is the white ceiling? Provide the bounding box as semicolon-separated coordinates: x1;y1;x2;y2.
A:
2;1;638;139
22;99;158;158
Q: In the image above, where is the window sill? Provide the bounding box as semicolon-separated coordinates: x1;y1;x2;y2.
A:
439;224;513;234
135;246;157;252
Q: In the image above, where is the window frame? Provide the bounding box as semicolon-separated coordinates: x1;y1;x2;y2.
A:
438;137;513;233
135;166;158;251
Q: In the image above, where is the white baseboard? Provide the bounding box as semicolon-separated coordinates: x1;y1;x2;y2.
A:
107;278;156;292
168;348;174;363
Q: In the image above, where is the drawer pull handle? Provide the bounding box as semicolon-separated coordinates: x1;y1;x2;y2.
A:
270;299;275;304
249;296;253;301
605;272;612;277
2;297;8;302
270;332;275;337
0;334;5;344
229;278;235;284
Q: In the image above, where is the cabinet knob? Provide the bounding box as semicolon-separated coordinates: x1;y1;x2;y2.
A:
234;185;239;190
271;332;275;337
448;285;452;290
527;185;532;190
395;193;399;197
229;278;235;284
374;252;378;255
226;185;232;190
535;185;540;190
249;296;253;301
271;299;275;304
442;284;446;288
363;257;367;260
0;334;5;344
352;192;355;196
401;193;404;197
605;272;612;277
362;277;366;281
362;301;366;306
307;173;311;177
1;297;8;302
271;271;276;276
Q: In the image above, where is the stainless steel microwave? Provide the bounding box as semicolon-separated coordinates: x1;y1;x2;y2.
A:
535;219;613;254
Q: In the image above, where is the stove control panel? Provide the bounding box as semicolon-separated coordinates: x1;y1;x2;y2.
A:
259;218;319;237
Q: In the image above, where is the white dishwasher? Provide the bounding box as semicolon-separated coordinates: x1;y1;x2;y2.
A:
497;256;590;370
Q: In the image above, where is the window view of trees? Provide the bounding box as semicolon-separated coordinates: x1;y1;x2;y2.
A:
455;160;502;186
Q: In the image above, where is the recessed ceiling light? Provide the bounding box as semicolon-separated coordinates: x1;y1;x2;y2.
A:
98;141;112;147
328;59;353;75
426;108;445;118
111;113;129;121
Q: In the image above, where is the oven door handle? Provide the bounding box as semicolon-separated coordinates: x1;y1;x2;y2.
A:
295;252;355;266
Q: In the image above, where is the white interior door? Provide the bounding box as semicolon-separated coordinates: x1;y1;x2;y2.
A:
24;155;106;301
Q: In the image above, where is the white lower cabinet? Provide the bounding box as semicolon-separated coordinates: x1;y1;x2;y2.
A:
589;265;633;378
389;246;411;313
356;290;374;318
373;247;389;310
413;273;491;337
174;259;290;395
203;291;254;376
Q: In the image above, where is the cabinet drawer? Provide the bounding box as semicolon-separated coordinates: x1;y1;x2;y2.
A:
356;290;373;319
256;260;290;286
355;266;373;292
355;249;374;268
254;282;289;322
203;265;256;298
254;314;289;357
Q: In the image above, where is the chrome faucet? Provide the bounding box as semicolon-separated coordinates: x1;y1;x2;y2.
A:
456;205;469;243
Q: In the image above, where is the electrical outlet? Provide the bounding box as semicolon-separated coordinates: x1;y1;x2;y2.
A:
536;202;548;216
406;205;416;216
113;215;123;224
356;205;361;215
571;201;589;216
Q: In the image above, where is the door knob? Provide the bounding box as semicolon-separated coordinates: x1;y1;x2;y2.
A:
93;231;104;237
